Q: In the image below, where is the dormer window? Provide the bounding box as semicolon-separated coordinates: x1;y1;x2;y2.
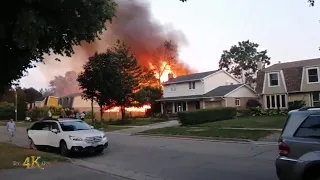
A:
268;72;279;87
189;82;195;89
307;67;319;84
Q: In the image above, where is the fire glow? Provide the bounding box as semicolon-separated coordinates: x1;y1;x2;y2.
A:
104;105;151;112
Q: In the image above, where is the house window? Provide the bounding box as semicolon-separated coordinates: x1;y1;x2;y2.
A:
268;72;279;87
265;94;287;109
307;67;319;83
312;92;320;106
189;82;195;89
169;85;176;92
235;99;240;106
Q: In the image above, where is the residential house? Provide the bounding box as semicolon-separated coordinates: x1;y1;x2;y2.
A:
59;93;100;112
34;96;59;108
255;58;320;109
156;70;258;113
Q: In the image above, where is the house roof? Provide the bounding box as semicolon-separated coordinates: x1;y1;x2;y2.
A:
60;93;82;99
162;70;219;85
157;84;244;101
255;58;320;94
204;84;243;97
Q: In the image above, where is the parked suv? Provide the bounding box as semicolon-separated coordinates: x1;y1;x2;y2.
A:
27;118;108;156
275;107;320;180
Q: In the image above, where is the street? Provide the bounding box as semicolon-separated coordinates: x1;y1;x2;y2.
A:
0;127;279;180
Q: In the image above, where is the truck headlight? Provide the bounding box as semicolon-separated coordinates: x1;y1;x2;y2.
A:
69;136;82;141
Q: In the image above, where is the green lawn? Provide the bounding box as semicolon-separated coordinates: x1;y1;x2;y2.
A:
196;115;287;129
142;127;275;141
0;143;67;169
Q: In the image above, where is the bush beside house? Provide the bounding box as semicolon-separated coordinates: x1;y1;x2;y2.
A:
178;107;237;125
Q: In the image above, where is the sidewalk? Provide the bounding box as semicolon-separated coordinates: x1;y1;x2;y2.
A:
107;120;180;135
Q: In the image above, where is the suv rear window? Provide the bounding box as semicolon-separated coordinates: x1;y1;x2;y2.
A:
294;115;320;138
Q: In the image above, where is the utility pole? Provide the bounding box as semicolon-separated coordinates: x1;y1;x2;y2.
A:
14;88;17;122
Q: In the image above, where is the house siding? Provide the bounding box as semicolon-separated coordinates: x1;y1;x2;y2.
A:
301;65;320;92
224;97;252;109
225;86;257;98
204;101;222;108
203;71;240;93
163;81;205;98
263;71;287;94
72;96;100;109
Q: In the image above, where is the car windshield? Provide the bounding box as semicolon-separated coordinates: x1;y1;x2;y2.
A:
59;121;91;131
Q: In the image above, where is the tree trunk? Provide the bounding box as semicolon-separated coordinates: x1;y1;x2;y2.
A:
99;105;104;124
91;98;94;125
120;106;126;121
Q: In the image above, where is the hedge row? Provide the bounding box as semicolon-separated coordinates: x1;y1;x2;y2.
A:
177;107;237;126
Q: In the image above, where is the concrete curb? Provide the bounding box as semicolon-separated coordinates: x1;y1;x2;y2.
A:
134;133;278;145
69;158;169;180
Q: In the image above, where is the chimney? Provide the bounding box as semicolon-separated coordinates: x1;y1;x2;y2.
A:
168;73;174;80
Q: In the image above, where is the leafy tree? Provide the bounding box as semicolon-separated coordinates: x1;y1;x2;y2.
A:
219;40;271;86
150;41;178;87
50;71;80;97
24;88;43;104
1;0;117;95
1;87;27;120
39;88;54;97
78;53;117;123
181;0;315;5
110;41;156;120
134;86;163;107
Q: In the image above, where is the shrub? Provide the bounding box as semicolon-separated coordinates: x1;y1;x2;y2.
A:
288;100;306;111
238;107;288;117
178;107;237;126
26;107;49;121
48;106;63;116
0;102;15;120
246;99;261;109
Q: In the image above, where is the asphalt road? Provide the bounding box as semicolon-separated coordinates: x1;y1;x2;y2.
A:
77;132;279;180
0;127;279;180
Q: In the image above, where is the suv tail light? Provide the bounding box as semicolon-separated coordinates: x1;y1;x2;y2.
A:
278;138;290;156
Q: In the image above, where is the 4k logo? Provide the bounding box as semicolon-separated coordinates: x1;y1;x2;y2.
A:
23;156;44;170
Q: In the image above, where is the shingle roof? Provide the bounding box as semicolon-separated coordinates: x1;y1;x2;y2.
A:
162;70;219;85
157;84;244;101
255;58;320;94
204;84;243;97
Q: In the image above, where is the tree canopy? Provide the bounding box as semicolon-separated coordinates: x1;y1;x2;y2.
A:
1;0;117;95
24;88;43;104
78;40;156;121
219;40;271;86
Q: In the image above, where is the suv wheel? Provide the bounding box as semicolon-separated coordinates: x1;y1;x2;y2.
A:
60;141;70;157
304;166;320;180
95;148;104;154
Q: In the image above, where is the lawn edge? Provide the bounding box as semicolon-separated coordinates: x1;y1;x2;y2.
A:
134;133;279;145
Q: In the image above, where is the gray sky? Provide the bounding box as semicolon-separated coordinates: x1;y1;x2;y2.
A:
20;0;320;89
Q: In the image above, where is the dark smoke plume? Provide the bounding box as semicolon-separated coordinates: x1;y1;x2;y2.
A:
42;0;191;97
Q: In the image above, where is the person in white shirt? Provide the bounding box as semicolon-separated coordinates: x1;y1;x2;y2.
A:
7;119;16;142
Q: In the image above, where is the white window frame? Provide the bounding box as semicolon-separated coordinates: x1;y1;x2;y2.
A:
311;92;320;106
306;67;320;84
264;94;287;109
169;84;176;92
268;72;280;87
188;82;196;90
235;98;240;106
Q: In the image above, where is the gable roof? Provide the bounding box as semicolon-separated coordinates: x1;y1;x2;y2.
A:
204;84;243;97
162;70;219;85
157;84;244;101
255;58;320;94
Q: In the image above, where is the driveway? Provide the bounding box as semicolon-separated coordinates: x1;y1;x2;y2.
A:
0;127;278;180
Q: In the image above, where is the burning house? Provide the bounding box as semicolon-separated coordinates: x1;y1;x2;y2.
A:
39;0;193;118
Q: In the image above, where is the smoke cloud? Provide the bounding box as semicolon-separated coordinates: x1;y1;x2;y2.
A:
40;0;191;97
